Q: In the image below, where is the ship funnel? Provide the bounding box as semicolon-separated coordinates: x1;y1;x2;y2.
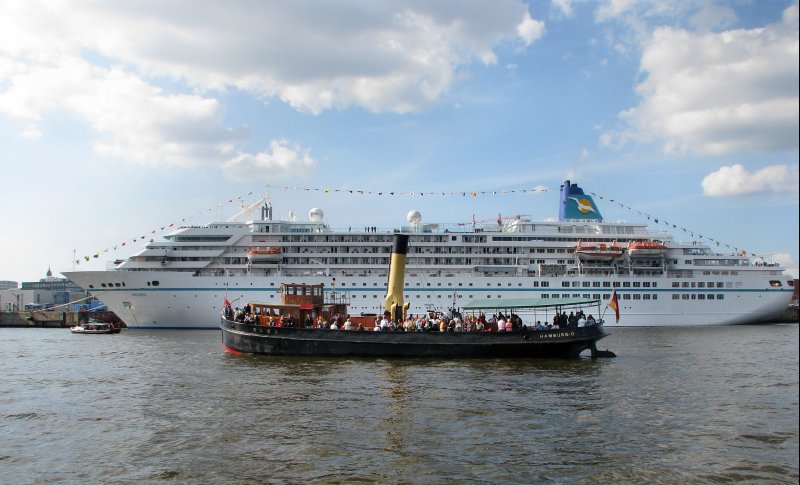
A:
559;180;603;222
383;234;409;322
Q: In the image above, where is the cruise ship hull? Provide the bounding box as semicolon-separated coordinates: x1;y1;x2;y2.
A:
62;181;794;329
63;270;793;329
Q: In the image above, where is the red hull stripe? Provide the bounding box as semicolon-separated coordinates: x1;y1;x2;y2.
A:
222;343;243;355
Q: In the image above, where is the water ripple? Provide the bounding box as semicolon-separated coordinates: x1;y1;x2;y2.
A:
0;325;797;484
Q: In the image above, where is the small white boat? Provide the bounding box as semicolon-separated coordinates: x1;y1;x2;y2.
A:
70;320;121;334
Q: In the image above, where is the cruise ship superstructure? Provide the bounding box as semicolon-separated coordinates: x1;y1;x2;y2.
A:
63;181;794;328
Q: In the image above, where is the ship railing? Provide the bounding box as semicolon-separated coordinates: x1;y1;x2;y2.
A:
326;291;351;306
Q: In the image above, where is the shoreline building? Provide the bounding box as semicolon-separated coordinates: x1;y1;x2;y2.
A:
0;268;102;312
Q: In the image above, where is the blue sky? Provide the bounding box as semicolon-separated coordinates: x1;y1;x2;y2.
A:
1;0;798;283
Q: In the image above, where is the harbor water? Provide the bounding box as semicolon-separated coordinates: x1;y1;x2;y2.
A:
1;325;797;484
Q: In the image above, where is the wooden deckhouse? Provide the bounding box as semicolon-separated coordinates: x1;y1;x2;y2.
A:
248;283;349;327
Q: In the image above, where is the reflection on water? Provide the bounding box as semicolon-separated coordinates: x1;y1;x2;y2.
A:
0;325;797;483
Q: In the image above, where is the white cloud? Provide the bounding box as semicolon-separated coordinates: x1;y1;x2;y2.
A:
20;125;41;140
0;1;542;115
0;56;248;167
552;0;574;18
0;1;544;173
595;0;641;22
770;252;797;273
701;163;799;196
604;13;799;155
517;11;546;46
222;140;317;182
689;3;737;31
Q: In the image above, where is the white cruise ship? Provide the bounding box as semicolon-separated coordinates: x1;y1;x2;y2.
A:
63;181;793;328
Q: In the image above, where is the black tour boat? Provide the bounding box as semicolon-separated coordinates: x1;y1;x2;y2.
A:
220;234;611;359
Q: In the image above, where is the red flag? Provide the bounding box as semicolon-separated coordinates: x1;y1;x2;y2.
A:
607;290;619;323
224;298;231;307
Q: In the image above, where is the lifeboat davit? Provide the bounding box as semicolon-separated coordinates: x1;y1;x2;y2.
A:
574;240;624;261
247;247;282;263
627;241;667;258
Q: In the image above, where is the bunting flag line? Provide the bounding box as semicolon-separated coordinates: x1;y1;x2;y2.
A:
72;184;549;264
588;192;754;258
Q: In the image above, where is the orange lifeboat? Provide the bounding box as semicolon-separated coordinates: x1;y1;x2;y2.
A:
247;246;282;263
574;240;624;261
627;241;667;258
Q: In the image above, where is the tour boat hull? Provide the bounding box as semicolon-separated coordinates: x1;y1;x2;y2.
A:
220;318;608;359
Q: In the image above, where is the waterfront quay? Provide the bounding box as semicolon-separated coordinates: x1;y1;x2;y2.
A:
0;311;123;328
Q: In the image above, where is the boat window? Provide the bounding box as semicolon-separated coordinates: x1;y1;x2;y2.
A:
101;283;107;287
151;281;160;287
788;280;795;287
769;280;782;287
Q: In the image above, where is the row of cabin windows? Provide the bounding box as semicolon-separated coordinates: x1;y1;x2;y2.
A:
562;281;658;288
672;281;737;288
264;293;657;301
672;294;725;300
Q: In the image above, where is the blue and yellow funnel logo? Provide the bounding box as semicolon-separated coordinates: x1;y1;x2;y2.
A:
568;197;596;214
559;180;602;221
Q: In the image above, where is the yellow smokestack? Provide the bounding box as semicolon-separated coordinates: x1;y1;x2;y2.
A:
383;234;409;322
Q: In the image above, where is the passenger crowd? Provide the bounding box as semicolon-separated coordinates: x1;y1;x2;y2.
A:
224;303;599;332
